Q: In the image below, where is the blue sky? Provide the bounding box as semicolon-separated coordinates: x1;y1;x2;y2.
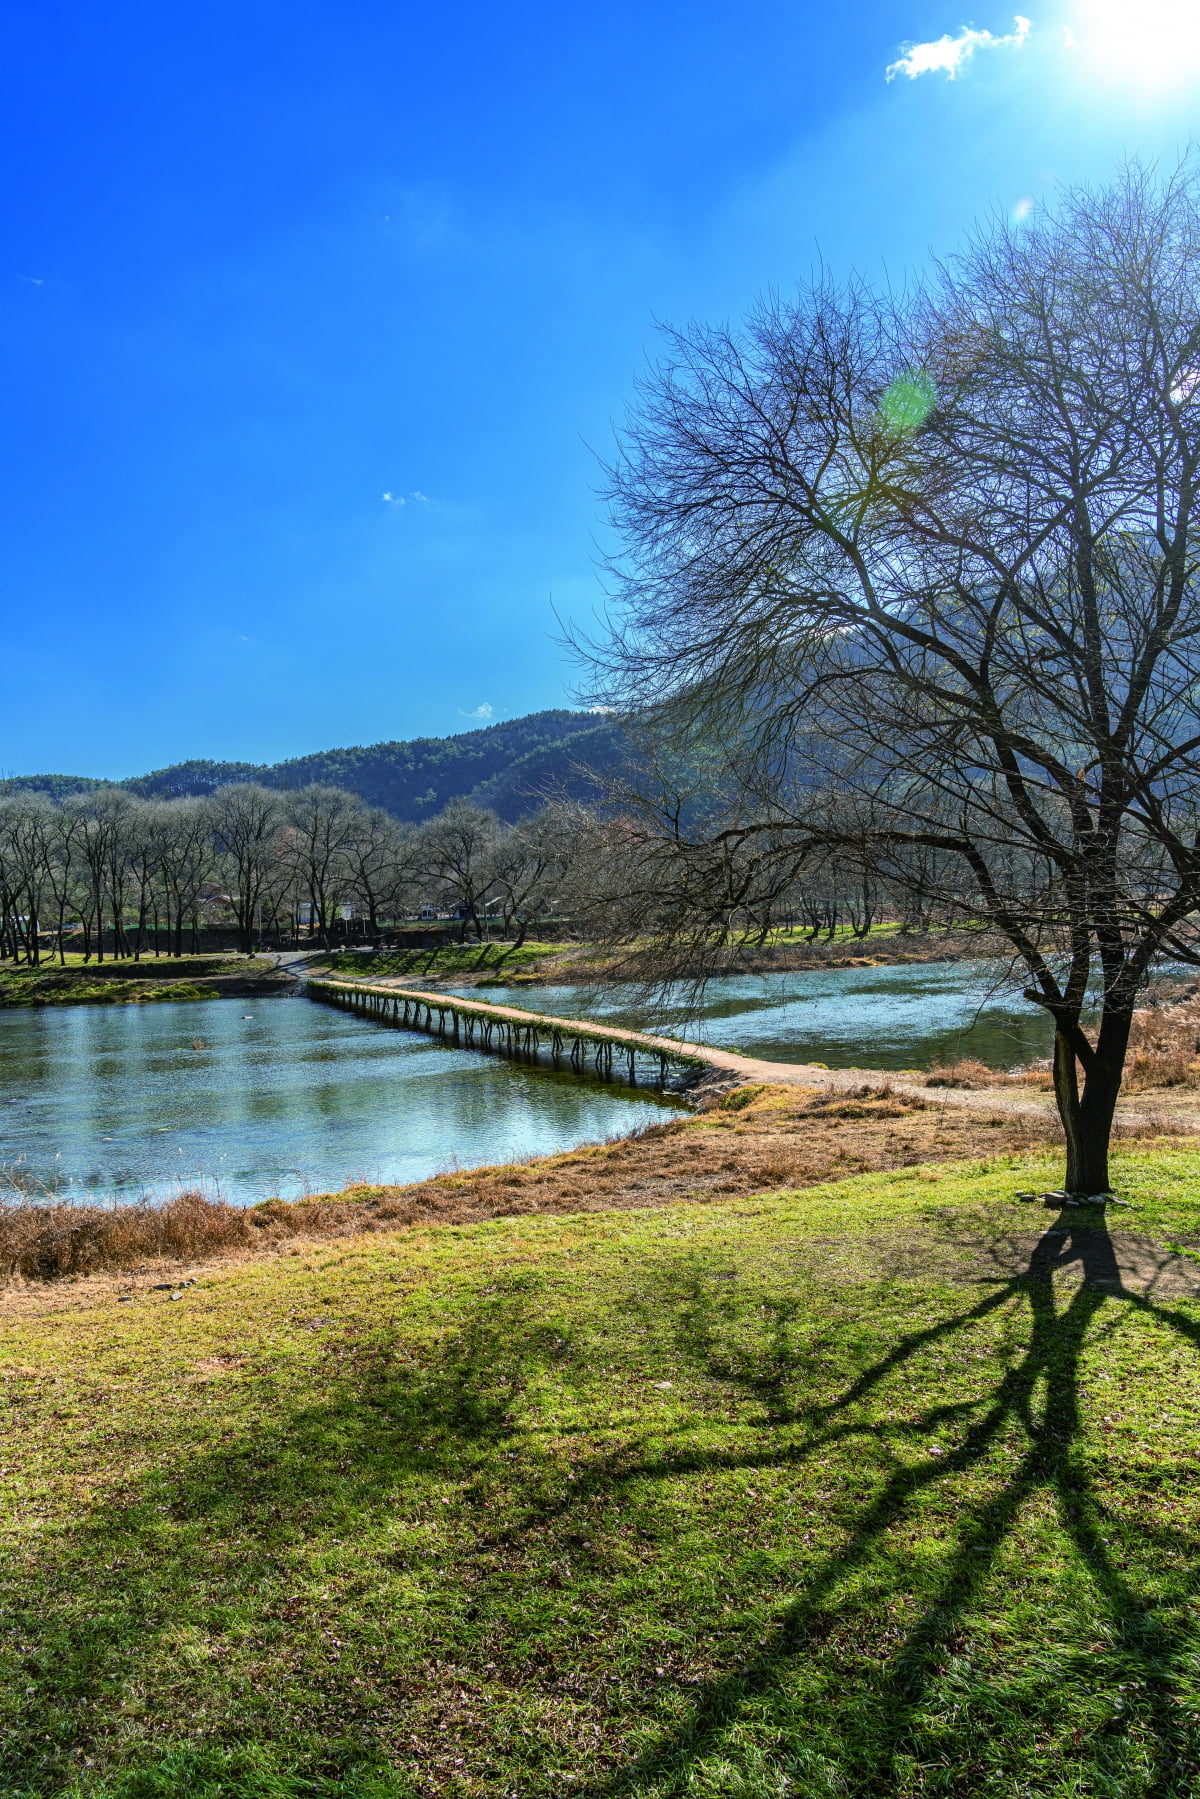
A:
2;0;1197;776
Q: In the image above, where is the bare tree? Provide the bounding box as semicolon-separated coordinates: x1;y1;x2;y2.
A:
156;799;215;956
490;807;569;952
124;799;164;959
342;807;411;946
590;163;1200;1193
415;801;501;942
64;789;133;963
106;798;143;958
43;804;81;963
209;784;283;953
281;787;358;947
0;796;56;965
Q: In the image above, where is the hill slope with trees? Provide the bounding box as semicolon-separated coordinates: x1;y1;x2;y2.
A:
6;709;627;823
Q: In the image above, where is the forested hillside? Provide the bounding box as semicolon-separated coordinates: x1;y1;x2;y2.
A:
6;709;628;822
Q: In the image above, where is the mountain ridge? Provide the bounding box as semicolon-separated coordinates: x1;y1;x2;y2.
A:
3;709;627;823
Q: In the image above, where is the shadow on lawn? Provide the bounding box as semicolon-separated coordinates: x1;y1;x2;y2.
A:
0;1277;560;1796
572;1211;1200;1796
6;1217;1200;1796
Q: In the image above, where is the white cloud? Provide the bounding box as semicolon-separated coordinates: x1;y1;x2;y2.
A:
410;490;430;503
886;14;1031;80
458;703;494;720
381;491;406;506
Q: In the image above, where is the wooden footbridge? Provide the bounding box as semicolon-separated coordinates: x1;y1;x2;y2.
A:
302;974;1119;1129
307;978;711;1090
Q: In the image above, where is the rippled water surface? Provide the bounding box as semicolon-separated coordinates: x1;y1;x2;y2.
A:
466;960;1056;1071
0;996;678;1206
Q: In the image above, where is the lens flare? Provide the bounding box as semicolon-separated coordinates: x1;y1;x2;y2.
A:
879;373;936;435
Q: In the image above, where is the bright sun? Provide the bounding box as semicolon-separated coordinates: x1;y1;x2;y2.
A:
1071;0;1200;89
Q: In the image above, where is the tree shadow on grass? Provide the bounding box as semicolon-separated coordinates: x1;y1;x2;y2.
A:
568;1214;1200;1796
0;1274;573;1797
7;1218;1200;1796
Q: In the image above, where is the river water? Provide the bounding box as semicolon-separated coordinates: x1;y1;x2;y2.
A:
0;960;1085;1210
0;996;677;1208
466;959;1055;1071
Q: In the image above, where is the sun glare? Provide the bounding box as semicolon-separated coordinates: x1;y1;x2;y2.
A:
1071;0;1200;90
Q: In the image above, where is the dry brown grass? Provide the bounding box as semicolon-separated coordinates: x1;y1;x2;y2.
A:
922;984;1200;1098
0;1191;370;1283
1124;984;1200;1090
924;1057;1009;1089
924;1057;1054;1090
0;1083;1067;1288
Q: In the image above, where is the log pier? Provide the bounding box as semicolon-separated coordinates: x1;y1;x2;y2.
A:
307;979;707;1090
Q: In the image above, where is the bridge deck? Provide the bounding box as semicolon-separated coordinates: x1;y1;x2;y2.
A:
306;977;1065;1121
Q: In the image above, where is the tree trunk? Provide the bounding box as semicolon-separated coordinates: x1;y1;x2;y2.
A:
1051;1011;1131;1194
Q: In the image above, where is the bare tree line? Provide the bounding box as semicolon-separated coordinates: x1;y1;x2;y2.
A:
0;785;574;964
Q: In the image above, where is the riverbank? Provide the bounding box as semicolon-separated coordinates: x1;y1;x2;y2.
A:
0;1077;1067;1288
312;942;567;982
4;1138;1200;1795
507;925;1010;985
0;954;295;1007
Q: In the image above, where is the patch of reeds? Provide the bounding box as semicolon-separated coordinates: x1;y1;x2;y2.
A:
924;1058;1053;1090
923;983;1200;1095
1123;989;1200;1090
0;1191;373;1284
924;1058;999;1089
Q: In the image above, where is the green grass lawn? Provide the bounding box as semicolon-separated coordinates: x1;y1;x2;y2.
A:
0;956;276;1008
5;1145;1200;1796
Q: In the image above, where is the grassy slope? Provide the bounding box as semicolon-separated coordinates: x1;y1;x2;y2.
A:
4;1147;1200;1797
0;957;276;1008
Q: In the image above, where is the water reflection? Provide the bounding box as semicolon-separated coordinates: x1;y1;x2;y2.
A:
0;997;677;1207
